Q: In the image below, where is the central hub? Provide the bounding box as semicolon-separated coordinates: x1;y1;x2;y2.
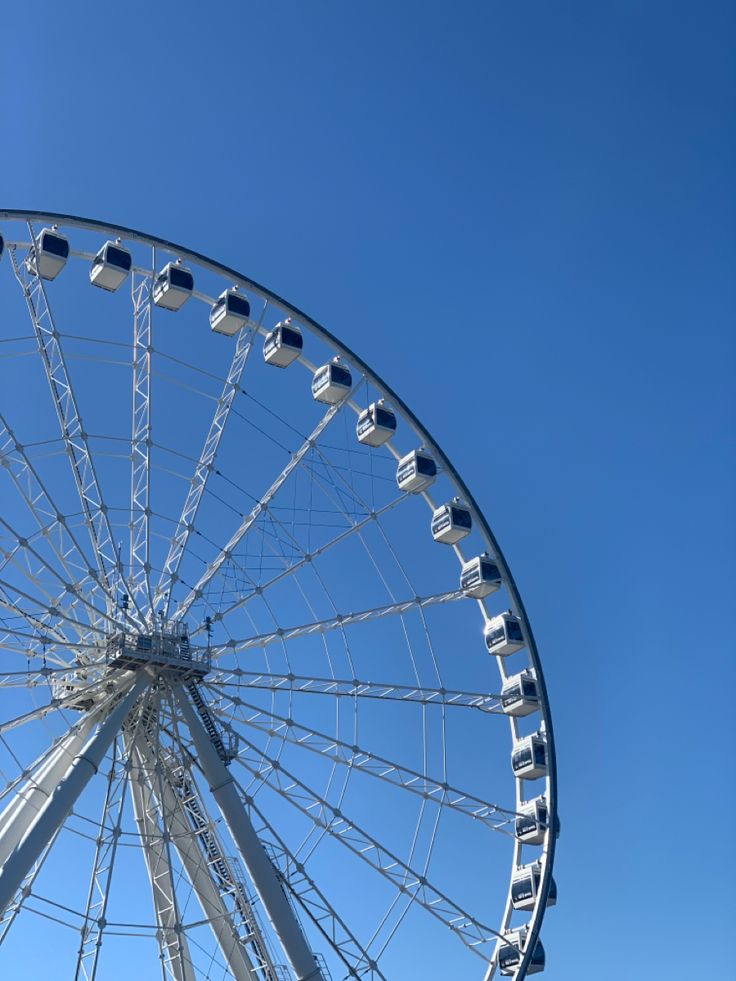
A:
106;622;210;679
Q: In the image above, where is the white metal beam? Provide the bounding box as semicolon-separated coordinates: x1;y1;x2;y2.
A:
175;689;323;981
0;674;148;916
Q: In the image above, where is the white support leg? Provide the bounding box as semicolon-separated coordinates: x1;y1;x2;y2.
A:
175;690;324;981
132;739;258;981
127;744;197;981
0;710;101;867
0;675;148;916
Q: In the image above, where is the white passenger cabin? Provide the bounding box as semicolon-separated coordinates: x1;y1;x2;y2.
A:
484;612;525;656
501;670;539;717
356;401;397;446
511;861;557;912
210;287;250;335
515;796;550;845
28;227;69;281
497;928;546;976
431;499;472;544
90;240;132;292
153;261;194;311
312;358;352;404
263;319;303;367
512;733;548;780
460;554;502;598
396;449;437;493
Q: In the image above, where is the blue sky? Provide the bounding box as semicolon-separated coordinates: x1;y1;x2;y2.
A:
1;2;734;978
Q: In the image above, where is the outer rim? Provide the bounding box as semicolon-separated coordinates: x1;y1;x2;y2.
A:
0;208;557;978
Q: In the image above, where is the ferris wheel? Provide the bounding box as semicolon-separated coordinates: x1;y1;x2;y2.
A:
0;211;557;980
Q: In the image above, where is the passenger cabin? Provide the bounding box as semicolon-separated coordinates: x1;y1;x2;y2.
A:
263;319;303;367
28;227;70;281
396;449;437;494
511;861;557;913
90;240;132;292
460;554;502;598
153;261;194;311
501;671;539;717
484;612;525;656
431;499;472;544
210;287;250;335
356;401;397;446
512;733;548;780
515;796;551;845
498;928;546;976
312;358;352;404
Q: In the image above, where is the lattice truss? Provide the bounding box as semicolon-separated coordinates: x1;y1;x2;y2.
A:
0;214;556;981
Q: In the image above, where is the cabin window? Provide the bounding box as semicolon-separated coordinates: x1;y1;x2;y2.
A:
533;742;547;766
374;407;396;429
416;456;437;477
42;234;69;258
486;625;505;647
451;506;471;528
227;293;250;317
331;365;351;387
169;267;193;290
523;680;537;698
106;245;132;270
280;326;303;348
507;620;524;643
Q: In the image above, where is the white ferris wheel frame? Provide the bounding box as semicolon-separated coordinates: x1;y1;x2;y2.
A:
0;209;558;981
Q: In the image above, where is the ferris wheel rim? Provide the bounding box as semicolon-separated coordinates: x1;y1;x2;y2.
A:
0;207;558;979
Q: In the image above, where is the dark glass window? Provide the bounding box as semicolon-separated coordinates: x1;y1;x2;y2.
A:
499;946;520;969
106;245;132;270
530;942;545;968
227;293;250;317
480;560;500;582
516;814;536;836
450;506;472;528
280;326;303;349
513;746;532;770
486;625;505;647
41;233;69;258
416;455;437;476
506;620;523;643
375;407;397;429
534;742;547;767
331;365;352;387
169;267;193;291
522;680;538;698
512;877;533;904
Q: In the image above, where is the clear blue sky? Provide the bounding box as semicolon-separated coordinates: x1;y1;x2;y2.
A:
1;2;734;978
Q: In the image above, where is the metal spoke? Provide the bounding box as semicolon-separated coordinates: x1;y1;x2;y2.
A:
9;234;143;624
209;691;517;831
208;670;501;712
232;739;504;957
129;265;155;614
187;493;407;638
156;312;262;620
207;589;465;659
175;400;347;623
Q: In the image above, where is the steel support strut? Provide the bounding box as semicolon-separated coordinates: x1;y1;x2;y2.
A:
0;675;149;916
175;690;324;981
